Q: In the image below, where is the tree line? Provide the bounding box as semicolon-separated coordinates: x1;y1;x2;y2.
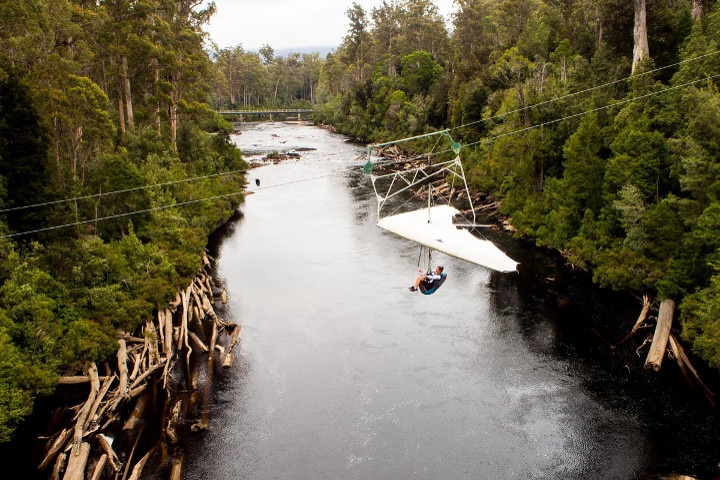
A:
210;44;322;108
0;0;245;443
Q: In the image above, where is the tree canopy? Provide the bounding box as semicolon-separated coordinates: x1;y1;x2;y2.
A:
0;0;245;442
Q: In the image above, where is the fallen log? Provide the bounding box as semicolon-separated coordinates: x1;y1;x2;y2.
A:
89;454;107;480
127;447;155;480
163;308;174;357
644;298;675;372
85;376;115;433
97;434;120;472
615;295;652;347
169;455;183;480
57;376;110;385
669;334;716;407
145;320;160;366
189;330;209;353
51;452;66;480
222;324;242;368
122;393;151;432
116;333;146;344
38;427;73;472
73;364;99;450
61;441;90;480
128;363;164;392
117;338;129;395
121;425;144;480
128;350;143;382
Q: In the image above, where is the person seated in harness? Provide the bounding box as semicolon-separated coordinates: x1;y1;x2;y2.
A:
409;266;446;294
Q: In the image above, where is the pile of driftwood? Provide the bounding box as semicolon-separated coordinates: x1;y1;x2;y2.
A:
35;254;240;480
615;296;715;407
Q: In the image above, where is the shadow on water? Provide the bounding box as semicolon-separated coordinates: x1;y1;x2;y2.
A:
487;235;720;479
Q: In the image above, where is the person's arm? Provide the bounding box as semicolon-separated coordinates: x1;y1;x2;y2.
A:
425;273;441;282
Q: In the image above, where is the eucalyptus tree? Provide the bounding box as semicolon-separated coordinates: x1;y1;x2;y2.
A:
341;3;372;84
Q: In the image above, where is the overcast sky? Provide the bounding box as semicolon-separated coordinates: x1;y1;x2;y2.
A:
203;0;456;51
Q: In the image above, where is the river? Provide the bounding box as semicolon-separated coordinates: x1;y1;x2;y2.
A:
182;121;720;480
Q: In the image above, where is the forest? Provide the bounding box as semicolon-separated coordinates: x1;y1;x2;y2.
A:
2;0;720;453
0;0;245;444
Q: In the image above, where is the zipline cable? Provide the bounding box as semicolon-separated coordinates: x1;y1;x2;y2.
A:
462;72;720;149
0;145;362;215
0;169;246;214
0;172;340;239
449;49;720;134
374;72;720;161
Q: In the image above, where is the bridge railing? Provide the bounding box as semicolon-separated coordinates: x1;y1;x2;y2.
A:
218;109;314;115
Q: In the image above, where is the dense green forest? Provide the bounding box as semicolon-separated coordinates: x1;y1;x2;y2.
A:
0;0;245;443
3;0;720;449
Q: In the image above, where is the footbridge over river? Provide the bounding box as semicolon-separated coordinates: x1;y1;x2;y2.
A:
218;109;314;122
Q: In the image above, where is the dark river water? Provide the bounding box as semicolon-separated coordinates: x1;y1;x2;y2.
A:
183;122;720;480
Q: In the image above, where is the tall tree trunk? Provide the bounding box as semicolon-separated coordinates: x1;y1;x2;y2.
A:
117;90;126;137
170;102;178;153
122;56;135;130
691;0;706;20
153;58;161;137
632;0;650;73
170;70;180;152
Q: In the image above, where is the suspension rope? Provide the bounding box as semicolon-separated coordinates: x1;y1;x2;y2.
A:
383;72;720;162
0;169;247;214
365;51;720;164
1;145;362;215
0;172;339;239
449;49;720;134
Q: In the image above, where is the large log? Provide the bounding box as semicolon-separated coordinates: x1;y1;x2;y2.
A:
615;295;652;347
644;298;675;372
222;324;242;368
97;434;120;472
61;441;90;480
669;334;716;407
85;376;115;434
38;427;73;472
73;364;99;449
89;453;107;480
118;338;128;395
57;376;109;385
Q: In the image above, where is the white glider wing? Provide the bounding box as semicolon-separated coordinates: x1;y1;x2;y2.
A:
377;205;518;273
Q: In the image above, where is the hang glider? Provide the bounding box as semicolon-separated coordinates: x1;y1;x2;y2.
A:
378;205;518;273
366;132;518;273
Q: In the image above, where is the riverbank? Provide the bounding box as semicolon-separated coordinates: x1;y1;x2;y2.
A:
0;251;239;480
